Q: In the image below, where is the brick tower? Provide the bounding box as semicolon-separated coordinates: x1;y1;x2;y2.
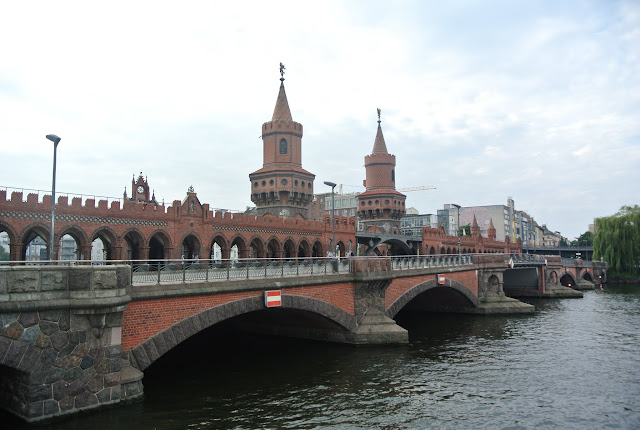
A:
357;109;406;234
249;64;315;218
487;218;497;240
471;214;480;237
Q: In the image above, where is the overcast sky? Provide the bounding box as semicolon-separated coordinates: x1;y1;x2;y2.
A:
1;0;638;241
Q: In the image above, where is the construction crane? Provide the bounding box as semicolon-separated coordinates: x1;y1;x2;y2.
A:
397;185;436;192
337;184;436;194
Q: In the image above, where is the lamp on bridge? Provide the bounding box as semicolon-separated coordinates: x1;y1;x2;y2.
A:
324;181;337;257
452;203;461;254
46;134;61;262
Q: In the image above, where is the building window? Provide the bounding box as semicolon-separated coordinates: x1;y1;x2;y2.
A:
392;169;395;182
280;139;287;154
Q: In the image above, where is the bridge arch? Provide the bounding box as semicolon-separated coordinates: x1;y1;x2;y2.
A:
209;234;229;260
283;238;296;259
90;226;119;261
149;230;173;261
58;225;90;260
180;232;202;259
0;221;18;260
298;238;310;259
580;269;593;282
266;236;281;259
19;222;50;260
312;240;323;258
386;278;478;318
248;236;265;258
229;235;247;259
559;271;577;288
122;228;146;261
129;295;357;371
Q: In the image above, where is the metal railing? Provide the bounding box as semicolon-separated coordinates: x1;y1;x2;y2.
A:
508;253;548;264
561;257;592;267
130;257;352;285
1;253;496;286
390;254;473;270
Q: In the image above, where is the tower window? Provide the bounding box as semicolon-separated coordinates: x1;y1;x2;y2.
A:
280;138;287;154
392;169;395;182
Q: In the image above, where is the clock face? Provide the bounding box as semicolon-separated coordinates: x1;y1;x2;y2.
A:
137;186;144;193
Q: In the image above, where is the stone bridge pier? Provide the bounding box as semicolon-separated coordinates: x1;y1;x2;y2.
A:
0;265;142;423
472;255;536;314
351;258;408;344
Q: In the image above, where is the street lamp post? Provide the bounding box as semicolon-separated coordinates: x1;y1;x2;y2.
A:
452;204;461;254
46;134;61;262
323;181;337;257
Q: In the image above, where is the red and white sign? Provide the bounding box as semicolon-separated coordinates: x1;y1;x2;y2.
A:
438;274;445;285
509;258;515;269
265;290;281;307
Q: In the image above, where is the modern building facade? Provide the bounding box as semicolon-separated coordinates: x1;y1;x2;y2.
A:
400;211;438;236
309;191;359;221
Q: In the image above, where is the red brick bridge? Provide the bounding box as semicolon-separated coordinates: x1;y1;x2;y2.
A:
0;254;607;422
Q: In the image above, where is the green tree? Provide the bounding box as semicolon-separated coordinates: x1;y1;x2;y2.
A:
0;246;9;261
571;231;594;246
577;231;593;246
458;224;471;236
594;205;640;278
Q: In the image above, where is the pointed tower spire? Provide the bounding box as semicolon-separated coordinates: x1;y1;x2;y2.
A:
357;108;406;235
471;214;480;237
372;108;389;154
272;63;292;121
249;63;315;219
488;218;497;240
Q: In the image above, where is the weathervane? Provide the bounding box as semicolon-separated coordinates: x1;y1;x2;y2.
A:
279;62;286;82
377;108;381;124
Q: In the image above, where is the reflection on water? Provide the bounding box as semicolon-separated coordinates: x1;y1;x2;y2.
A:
3;284;640;429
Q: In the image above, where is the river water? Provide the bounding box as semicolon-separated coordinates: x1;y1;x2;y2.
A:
4;283;640;429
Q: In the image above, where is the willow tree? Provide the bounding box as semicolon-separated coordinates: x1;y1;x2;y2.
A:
594;205;640;278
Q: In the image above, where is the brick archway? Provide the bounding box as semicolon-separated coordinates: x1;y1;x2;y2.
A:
90;226;119;261
559;271;577;288
386;278;478;318
19;222;50;260
209;234;229;260
58;225;91;260
266;237;282;259
128;295;356;371
0;221;19;260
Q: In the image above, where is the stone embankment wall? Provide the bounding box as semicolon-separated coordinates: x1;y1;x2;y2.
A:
0;265;140;423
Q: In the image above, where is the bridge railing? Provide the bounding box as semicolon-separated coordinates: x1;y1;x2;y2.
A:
390;254;473;270
1;253;488;286
561;257;592;267
508;253;548;264
129;257;353;285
